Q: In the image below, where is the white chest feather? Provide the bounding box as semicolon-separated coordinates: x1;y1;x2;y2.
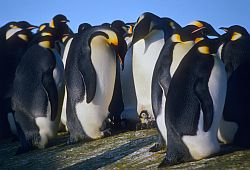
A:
62;38;73;67
170;41;194;77
61;37;73;128
182;55;227;160
132;30;165;118
76;36;116;139
156;84;167;144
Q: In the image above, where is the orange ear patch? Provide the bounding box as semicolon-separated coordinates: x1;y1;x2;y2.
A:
198;46;210;54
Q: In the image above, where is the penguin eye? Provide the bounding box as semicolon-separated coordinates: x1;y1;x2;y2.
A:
198;46;210;54
231;32;242;41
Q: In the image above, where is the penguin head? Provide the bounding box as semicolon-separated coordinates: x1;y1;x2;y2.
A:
125;23;135;37
196;38;221;55
38;23;49;32
161;17;182;34
111;20;129;38
131;12;162;45
78;23;92;33
219;25;249;41
17;21;38;30
188;20;220;38
5;27;31;42
38;35;55;48
50;14;70;28
172;21;220;43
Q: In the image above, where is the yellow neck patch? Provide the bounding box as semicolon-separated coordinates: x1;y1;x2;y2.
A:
41;32;52;36
18;34;28;41
189;21;204;28
62;35;68;43
49;20;55;28
107;32;118;46
195;37;204;44
171;34;182;43
198;46;210;54
231;32;242;41
128;25;133;34
39;41;51;48
39;25;46;31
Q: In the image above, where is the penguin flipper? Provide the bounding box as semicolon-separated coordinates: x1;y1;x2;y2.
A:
42;68;58;121
78;51;96;103
194;77;213;132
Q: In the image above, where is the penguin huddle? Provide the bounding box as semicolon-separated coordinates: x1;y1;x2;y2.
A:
1;12;250;167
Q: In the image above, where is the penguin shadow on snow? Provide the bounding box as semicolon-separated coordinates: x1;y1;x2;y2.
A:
66;136;156;169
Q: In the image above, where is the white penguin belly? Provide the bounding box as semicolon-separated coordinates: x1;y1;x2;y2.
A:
182;55;227;160
61;38;73;129
156;85;167;144
35;101;61;148
133;30;165;120
76;36;116;139
120;47;138;122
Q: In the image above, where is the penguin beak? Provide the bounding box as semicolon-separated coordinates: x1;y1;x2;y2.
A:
219;27;229;33
192;26;220;37
27;25;38;30
61;19;70;23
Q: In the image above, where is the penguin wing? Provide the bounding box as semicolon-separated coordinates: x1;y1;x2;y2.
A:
78;50;96;103
194;77;214;132
42;66;58;121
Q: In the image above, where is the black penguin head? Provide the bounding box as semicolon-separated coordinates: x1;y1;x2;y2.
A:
131;12;162;45
111;20;129;38
161;17;182;35
38;35;55;48
38;23;49;32
196;38;222;55
17;21;38;30
78;23;92;33
50;14;70;28
219;25;249;41
124;22;135;38
5;27;31;42
188;20;220;38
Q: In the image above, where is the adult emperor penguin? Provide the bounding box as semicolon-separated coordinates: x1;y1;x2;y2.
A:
0;25;37;140
131;12;181;128
60;23;92;131
12;33;65;153
65;26;126;143
151;21;220;152
217;25;250;147
159;37;227;167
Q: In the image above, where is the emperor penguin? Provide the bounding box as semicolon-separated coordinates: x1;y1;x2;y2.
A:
151;21;220;152
131;12;180;129
159;37;227;167
12;33;65;153
65;26;126;143
217;25;250;147
60;23;92;131
0;24;37;140
119;22;138;129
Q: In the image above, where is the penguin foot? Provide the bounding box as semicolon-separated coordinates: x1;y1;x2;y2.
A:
102;128;112;137
158;154;185;168
149;142;164;152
